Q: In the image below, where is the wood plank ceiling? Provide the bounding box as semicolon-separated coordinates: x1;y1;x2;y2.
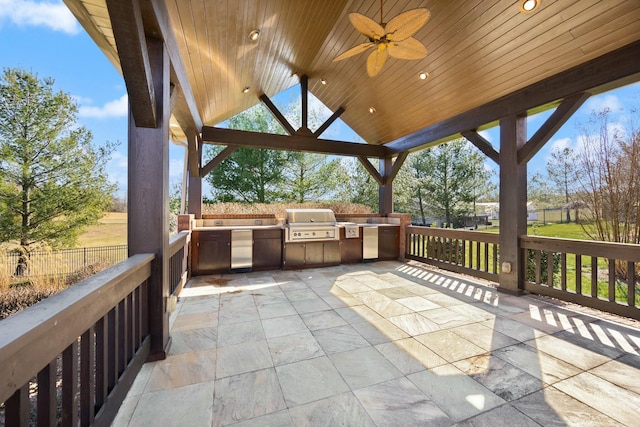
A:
66;0;640;147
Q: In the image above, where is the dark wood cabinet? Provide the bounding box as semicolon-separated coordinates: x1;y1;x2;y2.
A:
253;229;282;270
193;230;231;274
378;226;399;260
340;228;363;264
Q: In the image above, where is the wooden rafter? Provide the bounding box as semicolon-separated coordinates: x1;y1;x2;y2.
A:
259;94;296;136
202;126;388;158
358;157;383;185
200;146;237;177
106;0;156;128
517;93;590;165
314;107;345;138
462;131;500;164
386;152;408;184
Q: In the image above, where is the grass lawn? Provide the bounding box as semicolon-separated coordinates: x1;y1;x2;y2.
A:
76;212;127;247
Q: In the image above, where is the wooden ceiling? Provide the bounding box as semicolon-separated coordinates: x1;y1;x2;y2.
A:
65;0;640;149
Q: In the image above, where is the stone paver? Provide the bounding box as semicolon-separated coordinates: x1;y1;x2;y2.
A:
116;261;640;426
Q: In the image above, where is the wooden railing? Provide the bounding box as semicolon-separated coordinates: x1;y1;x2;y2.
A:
169;231;190;296
0;254;154;427
521;236;640;319
405;226;499;282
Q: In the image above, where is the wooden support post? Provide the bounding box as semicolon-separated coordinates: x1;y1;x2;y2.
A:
379;157;393;215
499;114;528;294
187;132;202;218
127;37;170;359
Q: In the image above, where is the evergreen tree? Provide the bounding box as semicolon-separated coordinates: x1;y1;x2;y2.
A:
0;68;116;272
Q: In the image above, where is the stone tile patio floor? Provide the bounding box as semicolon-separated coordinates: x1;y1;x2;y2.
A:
112;261;640;426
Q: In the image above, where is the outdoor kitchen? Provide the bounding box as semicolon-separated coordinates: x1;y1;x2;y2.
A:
179;209;409;275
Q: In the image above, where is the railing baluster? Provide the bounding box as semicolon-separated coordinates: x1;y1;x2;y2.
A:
81;328;96;426
608;259;616;302
62;340;79;426
95;316;108;409
37;360;57;427
591;256;598;298
118;299;126;375
576;254;582;295
107;308;117;392
535;250;541;284
127;292;135;360
548;251;555;288
5;383;29;426
628;261;636;307
561;253;567;291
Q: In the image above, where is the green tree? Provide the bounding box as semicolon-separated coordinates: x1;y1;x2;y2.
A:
205;105;290;203
409;139;488;226
283;153;346;203
527;172;563;209
340;158;378;211
0;68;116;272
546;146;578;221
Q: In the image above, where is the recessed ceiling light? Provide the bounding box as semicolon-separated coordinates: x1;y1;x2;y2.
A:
242;87;250;93
519;0;540;13
419;72;429;80
248;29;261;41
321;78;327;85
369;107;376;114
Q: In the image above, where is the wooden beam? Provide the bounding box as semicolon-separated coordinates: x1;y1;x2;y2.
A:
386;40;640;154
314;106;345;138
301;75;308;131
149;0;202;133
518;93;590;165
201;126;388;158
387;152;408;184
259;94;296;136
106;0;156;128
358;156;383;185
200;146;238;177
187;132;200;178
462;131;500;164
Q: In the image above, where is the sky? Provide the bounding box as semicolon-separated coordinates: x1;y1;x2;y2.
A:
1;0;639;200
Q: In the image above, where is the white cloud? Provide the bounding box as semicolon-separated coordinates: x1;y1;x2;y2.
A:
584;94;623;114
0;0;80;34
79;94;128;118
549;137;572;153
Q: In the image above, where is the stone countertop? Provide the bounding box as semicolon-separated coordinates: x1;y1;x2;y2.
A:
193;225;283;231
192;223;400;231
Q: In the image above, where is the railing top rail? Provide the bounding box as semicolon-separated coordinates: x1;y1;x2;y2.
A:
406;225;500;244
0;253;154;403
169;230;190;257
520;235;640;262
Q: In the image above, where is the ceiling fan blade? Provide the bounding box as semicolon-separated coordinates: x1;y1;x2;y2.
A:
367;44;388;77
386;8;430;42
349;12;385;40
388;37;427;60
333;42;374;62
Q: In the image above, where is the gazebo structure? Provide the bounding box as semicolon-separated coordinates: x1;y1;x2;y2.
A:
1;1;640;425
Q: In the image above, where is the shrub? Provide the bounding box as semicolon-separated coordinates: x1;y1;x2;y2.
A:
526;250;561;283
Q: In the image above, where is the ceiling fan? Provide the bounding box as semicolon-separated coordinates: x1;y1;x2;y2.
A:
333;1;430;77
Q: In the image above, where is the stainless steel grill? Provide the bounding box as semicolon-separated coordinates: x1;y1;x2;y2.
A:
284;209;339;242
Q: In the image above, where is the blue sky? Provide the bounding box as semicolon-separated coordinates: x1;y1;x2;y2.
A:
1;0;639;199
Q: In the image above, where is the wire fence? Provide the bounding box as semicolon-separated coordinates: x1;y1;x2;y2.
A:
1;245;128;279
